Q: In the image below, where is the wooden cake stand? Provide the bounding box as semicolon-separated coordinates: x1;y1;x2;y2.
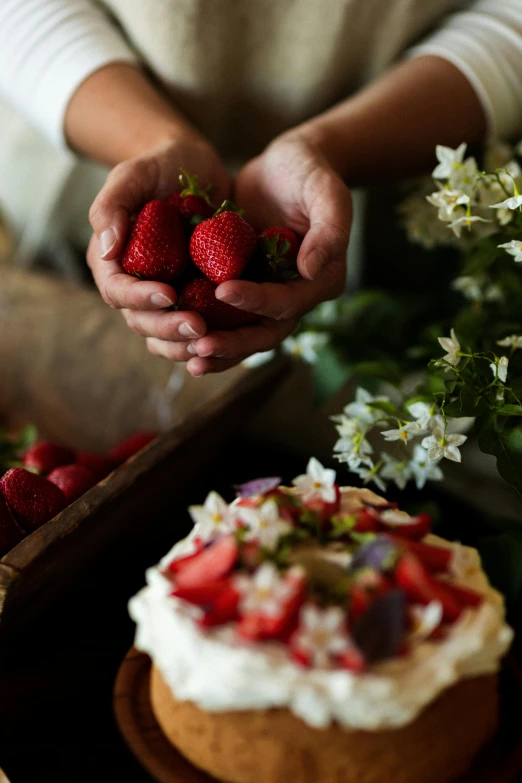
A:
114;648;522;783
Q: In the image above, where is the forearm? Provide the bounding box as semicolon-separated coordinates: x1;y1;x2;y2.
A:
64;63;206;167
298;56;487;187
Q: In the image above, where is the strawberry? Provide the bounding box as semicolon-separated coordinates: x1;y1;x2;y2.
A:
198;585;241;627
349;585;372;622
0;494;25;556
395;552;461;623
437;580;483;608
23;441;76;475
171;578;231;604
190;210;257;283
177;171;216;226
121;199;188;282
75;452;115;482
236;571;305;641
47;464;96;503
258;227;301;280
303;485;340;526
108;431;156;464
166;539;206;575
391;539;452;574
379;513;432;540
0;468;66;531
174;535;238;590
167;192;181;209
338;647;366;673
353;508;382;533
178;277;257;330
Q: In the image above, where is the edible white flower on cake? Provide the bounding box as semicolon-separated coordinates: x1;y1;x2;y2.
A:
409;445;443;490
436;328;461;368
421;425;467;463
292;457;337;503
236;498;292;550
234;563;299;617
489;356;509;383
292;605;351;669
189;491;238;541
497;334;522;350
409;601;443;642
381;421;422;445
498;239;522;262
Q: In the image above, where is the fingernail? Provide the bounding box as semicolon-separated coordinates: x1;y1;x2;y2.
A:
99;227;117;259
178;322;202;338
303;249;327;279
216;291;243;306
197;347;213;357
187;342;198;355
150;293;175;308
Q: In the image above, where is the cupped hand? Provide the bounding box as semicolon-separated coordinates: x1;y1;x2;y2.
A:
183;133;352;375
87;137;231;355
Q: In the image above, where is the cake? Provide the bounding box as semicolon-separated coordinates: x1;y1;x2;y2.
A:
129;458;513;783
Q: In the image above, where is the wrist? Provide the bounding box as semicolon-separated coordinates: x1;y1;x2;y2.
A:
283;117;354;181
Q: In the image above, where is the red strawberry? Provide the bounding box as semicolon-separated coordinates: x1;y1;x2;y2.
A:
259;227;300;260
338;647;366;673
166;540;206;575
190;211;256;283
437;580;483;608
75;452;115;482
198;585;241;627
121;199;188;282
174;535;238;590
304;485;340;526
167;192;181;209
257;227;301;280
395;552;461;623
353;508;381;533
178;277;257;330
349;585;372;622
392;539;452;574
171;578;231;604
180;195;215;223
108;431;156;464
236;571;305;641
47;464;96;503
0;468;66;531
379;513;432;540
0;494;25;556
23;441;76;475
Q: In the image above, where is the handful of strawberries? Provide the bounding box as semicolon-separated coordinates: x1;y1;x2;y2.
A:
120;172;301;330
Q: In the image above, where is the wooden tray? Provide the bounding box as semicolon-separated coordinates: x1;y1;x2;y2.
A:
114;648;522;783
0;354;288;639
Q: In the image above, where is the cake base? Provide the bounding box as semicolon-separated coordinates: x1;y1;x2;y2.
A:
150;665;498;783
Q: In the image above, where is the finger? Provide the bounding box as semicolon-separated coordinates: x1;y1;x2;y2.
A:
87;235;177;310
123;308;206;341
88;156;163;259
215;259;346;321
146;337;197;362
186;356;243;376
192;317;298;359
297;169;352;280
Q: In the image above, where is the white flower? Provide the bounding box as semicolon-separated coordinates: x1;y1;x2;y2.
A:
292;604;351;668
432;143;467;179
448;214;491;238
437;328;461;367
448;157;478;196
189;491;238;541
409;602;443;642
399;189;458;250
381;421;422;445
407;402;437;431
352;461;387;492
343;387;390;425
498;240;522;262
426;187;470;222
489;194;522;211
497;334;522;350
242;350;276;368
421;425;467;463
490;355;509;383
379;453;412;490
451;275;503;304
282;332;328;364
234;563;299;617
236;498;292;550
292;457;337;503
409;445;443;490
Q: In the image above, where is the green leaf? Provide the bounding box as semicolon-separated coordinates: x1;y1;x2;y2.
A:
15;424;38;451
461;237;503;276
454;385;490;417
351;361;402;387
367;400;398;416
478;423;522;495
497;404;522;417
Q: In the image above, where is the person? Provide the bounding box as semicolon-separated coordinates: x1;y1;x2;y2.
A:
1;0;522;378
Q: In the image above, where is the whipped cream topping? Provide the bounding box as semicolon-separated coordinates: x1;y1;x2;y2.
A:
129;488;513;731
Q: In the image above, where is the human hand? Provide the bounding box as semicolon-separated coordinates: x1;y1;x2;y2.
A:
181;133;352;375
87;137;232;357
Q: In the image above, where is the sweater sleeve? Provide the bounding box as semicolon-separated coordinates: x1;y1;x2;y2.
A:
0;0;138;148
408;0;522;141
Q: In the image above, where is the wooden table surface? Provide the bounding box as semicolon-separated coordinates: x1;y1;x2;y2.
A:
0;440;520;783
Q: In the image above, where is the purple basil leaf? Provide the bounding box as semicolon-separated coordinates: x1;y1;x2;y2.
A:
351;536;398;572
234;477;282;498
352;589;406;663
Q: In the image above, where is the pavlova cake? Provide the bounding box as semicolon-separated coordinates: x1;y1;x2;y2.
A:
129;458;513;783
